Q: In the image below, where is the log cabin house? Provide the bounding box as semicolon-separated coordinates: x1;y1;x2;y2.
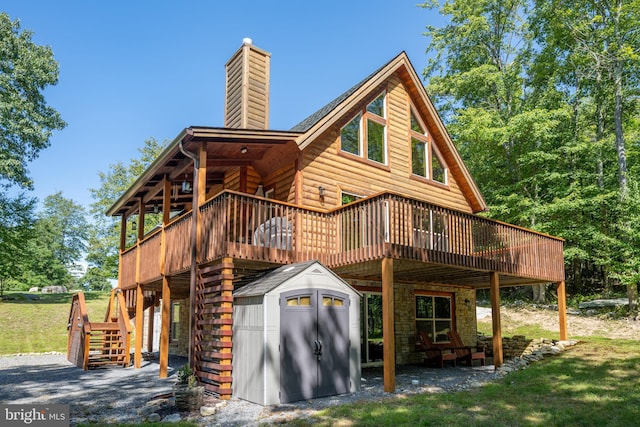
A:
67;39;567;401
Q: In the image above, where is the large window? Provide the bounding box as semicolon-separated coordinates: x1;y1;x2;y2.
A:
170;302;180;342
340;192;389;251
415;293;453;343
340;92;387;165
410;110;448;185
360;292;383;365
413;207;449;251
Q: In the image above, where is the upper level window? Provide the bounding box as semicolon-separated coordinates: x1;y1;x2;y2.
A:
340;92;387;165
410;110;448;185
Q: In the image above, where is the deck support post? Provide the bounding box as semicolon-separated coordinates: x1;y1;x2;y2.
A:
159;276;170;378
146;296;155;353
490;272;503;368
557;280;567;340
134;285;144;368
382;256;395;393
158;177;171;379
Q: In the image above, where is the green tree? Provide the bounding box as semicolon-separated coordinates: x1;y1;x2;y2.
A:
421;0;571;302
0;12;65;189
86;138;167;289
0;193;36;294
529;0;640;309
20;193;88;289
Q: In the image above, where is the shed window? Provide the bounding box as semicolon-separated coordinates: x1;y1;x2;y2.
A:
287;295;311;306
415;294;453;343
340;92;387;165
323;296;345;306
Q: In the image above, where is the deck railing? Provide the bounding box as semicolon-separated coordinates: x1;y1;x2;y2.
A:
119;190;564;288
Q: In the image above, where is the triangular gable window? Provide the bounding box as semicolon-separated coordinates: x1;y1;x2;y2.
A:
431;144;447;184
409;109;448;185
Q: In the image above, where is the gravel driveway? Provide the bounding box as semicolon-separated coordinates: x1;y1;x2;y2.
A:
0;352;499;425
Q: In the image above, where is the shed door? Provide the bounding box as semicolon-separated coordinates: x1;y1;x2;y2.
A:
280;289;350;403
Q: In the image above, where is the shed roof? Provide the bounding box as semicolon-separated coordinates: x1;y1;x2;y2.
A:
233;260;356;298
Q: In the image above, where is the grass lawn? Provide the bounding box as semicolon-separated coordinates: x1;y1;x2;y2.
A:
2;294;638;426
298;338;640;426
0;291;111;355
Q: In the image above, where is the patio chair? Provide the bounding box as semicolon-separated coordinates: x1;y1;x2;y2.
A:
447;330;486;367
415;331;457;368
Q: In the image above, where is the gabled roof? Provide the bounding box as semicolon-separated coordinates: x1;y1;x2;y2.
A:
233;260;359;297
291;52;487;213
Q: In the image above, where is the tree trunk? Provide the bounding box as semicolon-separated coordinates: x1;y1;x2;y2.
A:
628;283;638;314
532;284;546;304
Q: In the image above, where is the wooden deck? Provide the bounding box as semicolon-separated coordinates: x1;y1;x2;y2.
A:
120;190;564;289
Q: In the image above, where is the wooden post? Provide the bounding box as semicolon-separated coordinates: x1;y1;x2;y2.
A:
382;257;395;393
159;276;170;378
158;177;172;379
490;272;503;368
219;258;234;399
294;152;303;205
134;285;144;368
557;280;568;340
146;298;155;353
117;216;127;290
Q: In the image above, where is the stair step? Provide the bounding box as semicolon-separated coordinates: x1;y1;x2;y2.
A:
91;322;120;331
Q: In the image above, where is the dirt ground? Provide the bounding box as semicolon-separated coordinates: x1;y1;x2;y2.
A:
478;305;640;340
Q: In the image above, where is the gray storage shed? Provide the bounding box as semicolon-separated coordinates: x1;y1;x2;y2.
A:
233;260;361;405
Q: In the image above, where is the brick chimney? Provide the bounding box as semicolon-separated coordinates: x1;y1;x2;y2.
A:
224;38;271;129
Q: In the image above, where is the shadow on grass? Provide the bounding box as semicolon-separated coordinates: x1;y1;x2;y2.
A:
0;291;109;304
0;354;187;419
303;340;640;427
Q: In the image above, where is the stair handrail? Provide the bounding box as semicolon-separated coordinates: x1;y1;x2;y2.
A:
114;289;133;366
67;292;92;370
104;288;117;322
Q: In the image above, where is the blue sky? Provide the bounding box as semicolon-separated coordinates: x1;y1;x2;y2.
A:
3;1;442;212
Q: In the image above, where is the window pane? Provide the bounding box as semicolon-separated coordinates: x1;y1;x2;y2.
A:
287;298;298;306
367;94;385;117
435;320;451;342
334;298;344;306
434;296;451;318
341;192;360;205
367;294;383;339
432;146;446;183
367;119;385;163
341;115;361;155
410;112;424;133
323;297;333;306
416;320;431;337
299;296;311;306
416;295;433;318
412;138;426;176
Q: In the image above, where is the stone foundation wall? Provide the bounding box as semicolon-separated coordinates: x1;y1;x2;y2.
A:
478;335;558;359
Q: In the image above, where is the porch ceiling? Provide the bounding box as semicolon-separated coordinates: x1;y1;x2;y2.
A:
331;258;552;289
107;126;301;218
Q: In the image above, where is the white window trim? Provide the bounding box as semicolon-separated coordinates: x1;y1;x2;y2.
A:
340;91;388;165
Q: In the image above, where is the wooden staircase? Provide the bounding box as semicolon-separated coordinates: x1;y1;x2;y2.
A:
85;322;128;368
67;290;132;370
